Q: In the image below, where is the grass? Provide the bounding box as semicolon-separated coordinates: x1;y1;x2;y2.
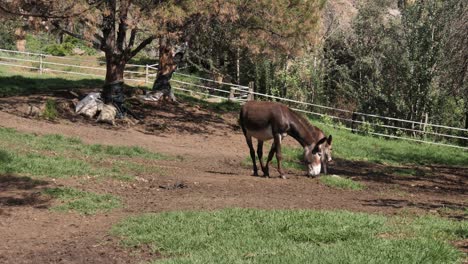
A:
316;119;468;166
43;99;59;120
175;91;242;113
0;67;104;97
264;118;468;172
112;208;467;264
0;127;166;180
319;175;365;190
43;187;121;215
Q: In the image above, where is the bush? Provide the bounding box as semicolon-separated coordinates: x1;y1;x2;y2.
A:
45;43;74;56
26;33;53;53
26;33;97;56
43;99;59;120
62;35;97;55
358;121;375;135
0;23;17;50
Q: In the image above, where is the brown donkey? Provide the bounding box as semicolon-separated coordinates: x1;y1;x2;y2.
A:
239;101;332;178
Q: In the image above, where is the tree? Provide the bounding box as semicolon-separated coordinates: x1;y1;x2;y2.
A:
435;0;468;129
0;0;325;101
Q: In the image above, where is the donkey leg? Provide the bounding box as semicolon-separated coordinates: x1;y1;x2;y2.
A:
273;135;286;179
257;141;269;177
264;143;276;177
245;136;259;176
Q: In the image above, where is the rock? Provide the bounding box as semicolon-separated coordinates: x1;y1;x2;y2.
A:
28;105;44;117
68;90;80;98
56;100;74;115
71;98;80;108
96;104;117;125
76;92;103;118
72;48;86;55
116;116;137;127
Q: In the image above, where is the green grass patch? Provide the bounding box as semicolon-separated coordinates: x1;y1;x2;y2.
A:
0;69;104;97
245;120;468;175
174;91;241;113
43;99;59;120
43;187;121;215
0;127;166;179
319;175;365;190
266;118;468;171
314;119;468;166
112;208;467;264
388;167;423;177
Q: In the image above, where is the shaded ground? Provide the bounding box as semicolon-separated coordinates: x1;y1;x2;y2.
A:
0;92;466;263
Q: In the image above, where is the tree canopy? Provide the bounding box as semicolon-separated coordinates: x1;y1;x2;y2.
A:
0;0;325;85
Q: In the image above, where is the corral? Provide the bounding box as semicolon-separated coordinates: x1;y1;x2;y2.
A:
0;70;467;263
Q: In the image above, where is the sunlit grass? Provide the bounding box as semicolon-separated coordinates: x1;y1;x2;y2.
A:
0;127;166;180
315;120;468;166
112;208;467;264
319;175;365;190
43;187;121;215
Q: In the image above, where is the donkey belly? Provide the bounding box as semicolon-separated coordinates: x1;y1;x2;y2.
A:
246;125;274;141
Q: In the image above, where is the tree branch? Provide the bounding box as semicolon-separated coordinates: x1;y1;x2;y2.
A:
51;21;102;48
101;0;117;52
247;26;285;38
117;0;131;52
130;36;156;58
0;0;105;19
129;28;137;48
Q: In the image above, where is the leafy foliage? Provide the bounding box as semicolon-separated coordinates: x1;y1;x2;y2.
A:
320;0;467;133
0;21;18;50
43;99;58;120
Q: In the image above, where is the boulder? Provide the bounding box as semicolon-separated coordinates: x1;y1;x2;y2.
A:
75;92;103;118
72;48;86;55
28;105;43;117
96;104;117;125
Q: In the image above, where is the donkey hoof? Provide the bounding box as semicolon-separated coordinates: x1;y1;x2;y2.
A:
280;174;288;179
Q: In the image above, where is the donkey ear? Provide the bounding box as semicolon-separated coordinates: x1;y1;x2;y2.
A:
314;137;327;151
327;135;332;145
317;137;327;146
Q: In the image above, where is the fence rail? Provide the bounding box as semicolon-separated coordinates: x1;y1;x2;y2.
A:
0;48;466;150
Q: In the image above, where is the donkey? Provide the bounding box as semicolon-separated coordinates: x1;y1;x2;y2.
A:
239;101;332;179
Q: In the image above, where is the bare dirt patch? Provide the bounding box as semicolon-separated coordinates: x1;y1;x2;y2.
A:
0;92;466;263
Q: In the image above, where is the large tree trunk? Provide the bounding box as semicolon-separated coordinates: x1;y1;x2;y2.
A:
102;52;126;104
105;54;126;83
152;38;177;96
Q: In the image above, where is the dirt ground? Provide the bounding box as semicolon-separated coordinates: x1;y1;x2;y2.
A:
0;93;466;263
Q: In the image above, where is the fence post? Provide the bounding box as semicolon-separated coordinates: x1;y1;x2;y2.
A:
145;64;149;84
351;112;357;134
39;54;43;74
422;113;429;138
248;81;254;101
229;87;235;101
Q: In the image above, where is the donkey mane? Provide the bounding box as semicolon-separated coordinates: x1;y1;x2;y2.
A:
288;108;323;146
290;109;314;130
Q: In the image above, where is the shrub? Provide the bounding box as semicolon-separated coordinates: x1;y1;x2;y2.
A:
0;23;17;50
43;99;59;120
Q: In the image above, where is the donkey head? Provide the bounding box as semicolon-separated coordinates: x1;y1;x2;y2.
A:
304;135;333;176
